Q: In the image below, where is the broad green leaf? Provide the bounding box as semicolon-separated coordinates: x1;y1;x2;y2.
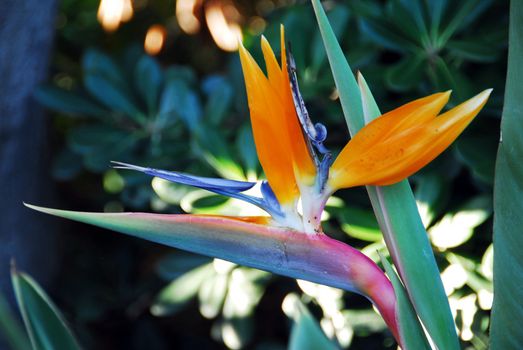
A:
414;174;449;228
83;50;144;123
84;73;145;124
193;126;245;181
151;263;214;316
426;0;448;38
385;54;425;91
151;177;194;205
11;269;80;350
338;206;382;242
284;294;337;350
491;0;523;347
359;18;419;54
202;75;233;126
34;85;107;118
380;255;431;350
311;1;459;348
154;252;211;281
134;55;163;115
235;124;259;176
480;244;493;281
438;0;492;46
429;195;492;250
447;39;500;63
160;79;201;131
0;291;31;350
388;0;429;46
222;267;269;318
198;273;228;319
83;49;127;87
455;117;499;185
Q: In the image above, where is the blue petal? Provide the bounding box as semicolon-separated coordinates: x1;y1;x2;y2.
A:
112;162;284;219
111;162;255;192
260;181;284;217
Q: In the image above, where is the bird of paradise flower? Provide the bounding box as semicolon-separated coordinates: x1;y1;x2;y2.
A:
27;27;490;344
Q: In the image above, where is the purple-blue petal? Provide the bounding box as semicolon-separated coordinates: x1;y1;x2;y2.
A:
112;161;284;218
112;162;255;192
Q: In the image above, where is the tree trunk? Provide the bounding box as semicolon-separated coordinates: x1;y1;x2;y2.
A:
0;0;58;302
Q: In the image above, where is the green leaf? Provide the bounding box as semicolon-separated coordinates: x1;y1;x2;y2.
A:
285;294;337;350
34;85;107;118
447;39;500;63
380;255;431;350
11;269;80;350
202;76;233;126
0;291;31;350
311;2;459;348
358;18;419;54
67;125;140;173
387;0;429;46
83;50;145;123
160;79;201;131
385;54;425;91
236;124;259;176
84;74;144;123
455;117;499;185
198;272;228;319
134;55;163;115
338;206;382;242
193;126;245;181
438;0;492;46
426;0;448;38
490;0;523;347
310;4;350;72
83;49;126;86
429;195;492;250
154;252;211;281
222;267;269;318
151;263;214;316
414;174;449;228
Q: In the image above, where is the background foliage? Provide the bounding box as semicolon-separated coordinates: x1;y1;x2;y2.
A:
2;0;508;349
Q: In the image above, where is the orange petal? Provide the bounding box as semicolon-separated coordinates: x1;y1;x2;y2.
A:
334;91;451;167
239;43;298;204
329;90;491;189
260;29;316;183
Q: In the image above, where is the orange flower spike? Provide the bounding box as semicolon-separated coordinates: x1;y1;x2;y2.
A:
238;43;299;205
329;89;492;190
260;31;316;185
341;91;452;161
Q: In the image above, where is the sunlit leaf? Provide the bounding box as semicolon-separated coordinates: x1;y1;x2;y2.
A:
429;195;492;250
338;206;382;242
151;263;214;316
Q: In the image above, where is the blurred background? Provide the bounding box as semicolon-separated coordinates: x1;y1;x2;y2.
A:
0;0;509;349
